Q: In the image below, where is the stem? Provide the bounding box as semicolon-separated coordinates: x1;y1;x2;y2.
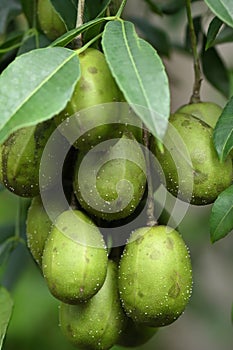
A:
76;32;103;54
73;0;85;48
143;127;157;227
185;0;202;103
116;0;127;18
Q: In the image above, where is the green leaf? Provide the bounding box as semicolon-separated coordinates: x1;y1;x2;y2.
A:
84;0;111;21
143;0;163;15
213;97;233;161
205;17;223;50
210;185;233;243
17;32;50;55
204;0;233;28
50;17;107;47
0;286;13;349
102;20;170;140
20;0;36;27
0;0;22;35
201;38;230;98
214;25;233;45
50;0;78;30
0;47;80;144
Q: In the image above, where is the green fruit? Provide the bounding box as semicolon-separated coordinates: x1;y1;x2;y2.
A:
177;101;222;128
73;133;147;221
38;0;66;40
55;48;123;150
118;225;192;327
117;318;158;347
153;113;232;205
1;120;55;197
26;196;52;267
42;210;108;304
59;260;127;350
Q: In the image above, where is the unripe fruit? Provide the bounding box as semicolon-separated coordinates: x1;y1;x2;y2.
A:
55;48;123;150
153;113;232;205
118;225;192;327
37;0;66;40
73;133;147;221
177;101;222;128
117;318;158;347
1;120;55;197
26;196;52;267
42;210;108;304
59;260;127;350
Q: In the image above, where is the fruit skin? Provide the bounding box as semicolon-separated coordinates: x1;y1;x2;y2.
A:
73;133;147;221
177;101;222;128
117;318;158;347
26;196;52;268
55;48;124;150
42;210;108;304
1;120;55;197
118;225;192;327
37;0;66;40
59;260;127;350
153;113;232;205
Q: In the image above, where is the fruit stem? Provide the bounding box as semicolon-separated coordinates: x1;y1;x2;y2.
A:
73;0;85;48
116;0;128;18
185;0;202;103
143;128;157;227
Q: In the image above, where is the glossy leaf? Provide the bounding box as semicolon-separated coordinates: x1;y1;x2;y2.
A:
0;286;13;349
0;47;80;144
201;40;230;98
213;97;233;161
205;17;223;50
102;20;170;140
50;0;78;30
0;0;22;35
50;17;106;47
204;0;233;28
210;185;233;243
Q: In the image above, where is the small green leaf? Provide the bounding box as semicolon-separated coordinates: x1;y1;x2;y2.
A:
50;0;78;31
205;17;223;50
204;0;233;28
102;20;170;140
210;185;233;243
201;39;230;98
0;286;13;349
0;47;80;144
50;17;107;47
213;97;233;161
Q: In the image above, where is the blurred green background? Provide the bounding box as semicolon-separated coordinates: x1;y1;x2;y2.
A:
0;184;233;350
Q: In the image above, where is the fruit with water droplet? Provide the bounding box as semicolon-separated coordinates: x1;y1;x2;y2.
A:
73;133;147;221
38;0;66;40
55;48;125;150
117;318;158;347
1;120;55;197
42;209;108;304
118;225;192;327
153;113;232;205
26;196;52;267
59;260;127;350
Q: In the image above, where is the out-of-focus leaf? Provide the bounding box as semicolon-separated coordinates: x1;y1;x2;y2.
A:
17;31;50;55
205;16;223;50
50;0;78;30
144;0;185;15
84;0;111;21
210;185;233;243
0;47;80;144
0;286;13;349
213;97;233;161
20;0;36;27
0;0;22;35
0;32;23;58
213;25;233;45
129;17;170;56
204;0;233;28
102;20;170;140
201;38;230;98
143;0;163;15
